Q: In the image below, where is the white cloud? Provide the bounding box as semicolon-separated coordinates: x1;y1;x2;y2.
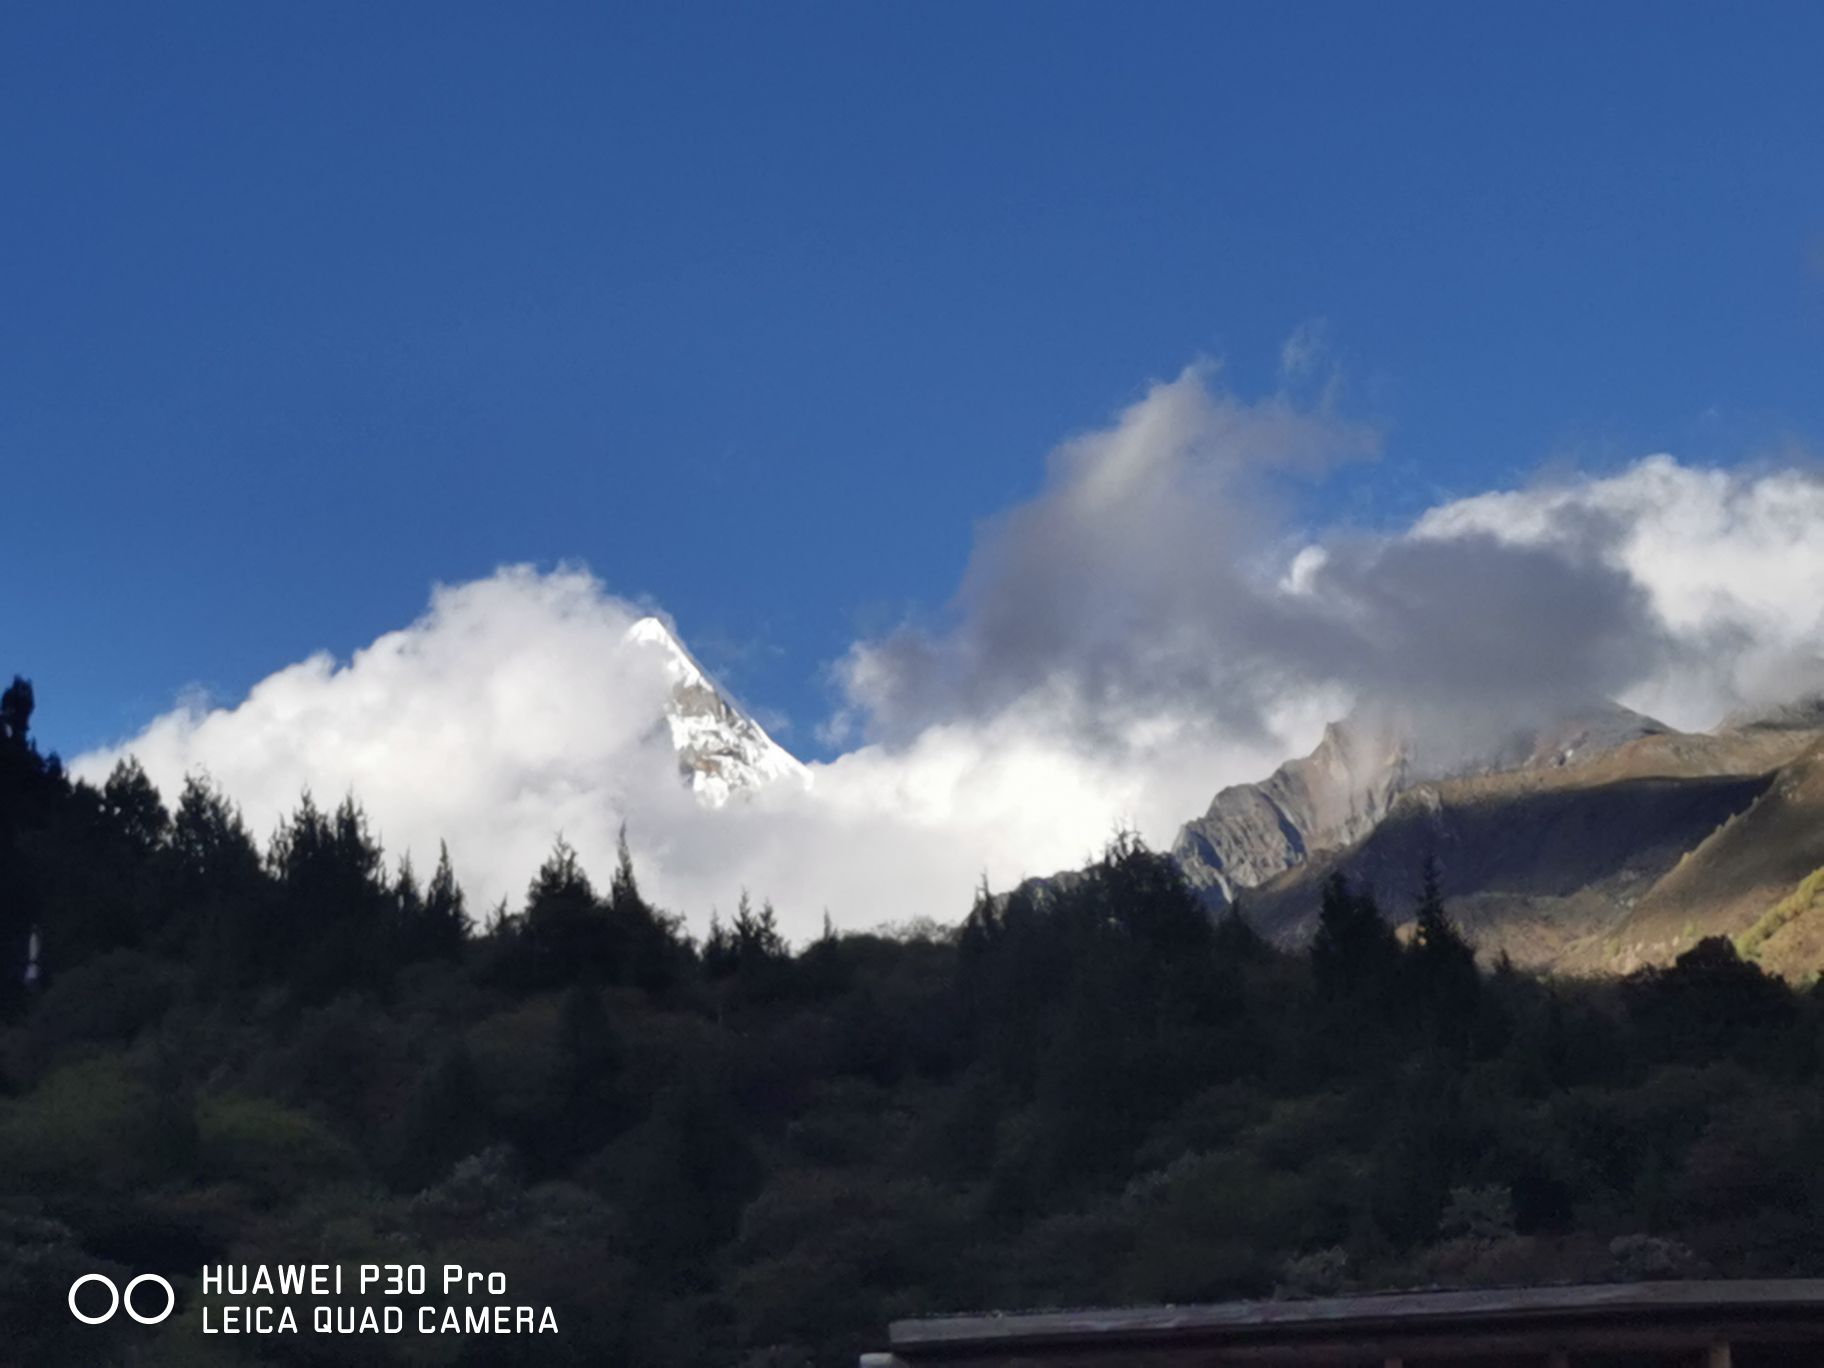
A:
72;372;1824;940
1279;318;1330;381
70;556;1308;941
1412;455;1824;727
76;567;687;917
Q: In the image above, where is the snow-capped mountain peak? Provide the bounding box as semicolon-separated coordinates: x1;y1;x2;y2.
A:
624;616;808;806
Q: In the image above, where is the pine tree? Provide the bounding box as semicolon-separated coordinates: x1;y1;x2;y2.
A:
393;846;468;965
606;824;686;991
269;792;390;995
0;676;34;751
330;796;385;898
522;835;609;984
419;842;469;960
731;891;787;969
0;677;48;1015
609;823;640;914
394;853;423;923
171;773;261;893
1405;854;1480;1037
100;757;169;856
1310;871;1400;1003
169;773;266;985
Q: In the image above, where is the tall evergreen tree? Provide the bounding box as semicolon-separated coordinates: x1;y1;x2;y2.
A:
0;676;48;1014
1404;855;1480;1039
1310;871;1400;1003
266;792;391;995
168;773;266;984
100;757;169;857
609;823;641;914
522;835;611;984
416;841;469;961
0;675;35;752
607;825;687;991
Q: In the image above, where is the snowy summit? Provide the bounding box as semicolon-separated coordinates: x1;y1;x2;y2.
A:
624;616;808;807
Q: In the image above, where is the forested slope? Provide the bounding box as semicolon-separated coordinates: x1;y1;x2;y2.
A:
4;676;1824;1367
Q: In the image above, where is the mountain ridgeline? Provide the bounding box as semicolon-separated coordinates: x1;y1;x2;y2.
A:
8;672;1824;1366
1167;696;1824;979
626;614;1824;982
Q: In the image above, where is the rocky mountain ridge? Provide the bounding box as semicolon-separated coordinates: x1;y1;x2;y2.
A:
995;688;1824;978
1210;709;1824;976
1171;701;1670;906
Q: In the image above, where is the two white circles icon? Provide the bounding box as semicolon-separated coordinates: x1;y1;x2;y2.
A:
68;1273;176;1325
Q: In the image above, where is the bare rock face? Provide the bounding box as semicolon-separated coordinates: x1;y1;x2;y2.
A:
1173;713;1410;905
624;617;807;807
1215;702;1824;974
1171;701;1668;907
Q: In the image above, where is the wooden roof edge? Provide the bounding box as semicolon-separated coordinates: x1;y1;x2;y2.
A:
889;1279;1824;1349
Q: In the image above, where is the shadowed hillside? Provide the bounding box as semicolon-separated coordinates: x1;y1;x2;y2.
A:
1227;724;1824;975
1610;741;1824;977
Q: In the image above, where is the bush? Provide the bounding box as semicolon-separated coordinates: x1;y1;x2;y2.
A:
0;1058;167;1192
195;1094;363;1201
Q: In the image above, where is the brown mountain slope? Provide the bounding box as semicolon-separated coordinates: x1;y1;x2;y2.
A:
1238;726;1824;973
1583;739;1824;976
1172;703;1667;906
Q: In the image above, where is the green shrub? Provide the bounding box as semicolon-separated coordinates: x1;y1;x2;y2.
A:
196;1093;363;1200
0;1057;164;1192
1737;866;1824;960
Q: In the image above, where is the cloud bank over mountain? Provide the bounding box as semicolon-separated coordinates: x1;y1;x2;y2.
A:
1411;457;1824;727
74;370;1824;938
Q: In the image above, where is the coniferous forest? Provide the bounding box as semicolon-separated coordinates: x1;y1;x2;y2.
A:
5;674;1824;1367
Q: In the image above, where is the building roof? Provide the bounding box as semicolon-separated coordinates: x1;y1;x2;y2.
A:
868;1281;1824;1366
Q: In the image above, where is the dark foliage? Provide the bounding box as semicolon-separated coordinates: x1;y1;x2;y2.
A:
1311;869;1401;1004
3;677;1824;1366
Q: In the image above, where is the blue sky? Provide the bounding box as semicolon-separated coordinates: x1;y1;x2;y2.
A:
8;2;1823;762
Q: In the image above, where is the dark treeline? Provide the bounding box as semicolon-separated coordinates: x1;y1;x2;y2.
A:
4;675;1824;1366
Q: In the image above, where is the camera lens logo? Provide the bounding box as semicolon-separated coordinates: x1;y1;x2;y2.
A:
68;1273;176;1325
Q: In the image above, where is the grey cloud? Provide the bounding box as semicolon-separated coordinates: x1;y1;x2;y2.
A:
838;371;1824;802
839;369;1685;764
842;368;1382;748
1296;531;1668;713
